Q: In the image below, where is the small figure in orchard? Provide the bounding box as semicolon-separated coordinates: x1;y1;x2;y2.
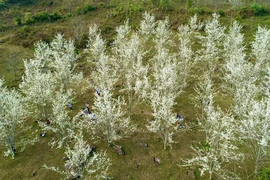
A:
46;118;51;125
85;102;90;112
176;113;184;129
68;102;72;110
176;113;183;121
94;87;101;96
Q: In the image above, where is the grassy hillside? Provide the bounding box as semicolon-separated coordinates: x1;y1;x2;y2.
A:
1;0;270;179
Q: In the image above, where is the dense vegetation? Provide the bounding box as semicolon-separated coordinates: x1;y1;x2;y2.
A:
1;0;270;179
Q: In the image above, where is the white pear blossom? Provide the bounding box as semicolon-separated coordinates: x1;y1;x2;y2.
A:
44;131;111;179
139;11;156;37
197;13;225;73
251;26;270;74
39;87;74;148
0;79;27;157
20;58;56;120
183;75;241;179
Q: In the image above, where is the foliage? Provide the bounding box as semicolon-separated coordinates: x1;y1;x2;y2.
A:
250;3;269;16
25;11;62;24
186;0;193;9
0;2;7;10
4;0;32;5
217;9;224;16
76;3;96;15
157;0;170;9
190;7;205;15
14;16;21;25
258;167;270;180
111;0;142;16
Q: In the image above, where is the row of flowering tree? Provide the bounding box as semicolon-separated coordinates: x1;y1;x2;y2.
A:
2;11;270;179
182;13;270;179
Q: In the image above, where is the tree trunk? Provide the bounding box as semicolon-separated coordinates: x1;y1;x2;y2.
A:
106;118;111;146
7;136;15;157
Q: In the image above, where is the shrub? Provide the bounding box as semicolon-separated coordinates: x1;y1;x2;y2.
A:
24;12;33;24
14;16;21;25
4;0;33;5
127;1;142;15
76;4;96;15
158;0;170;9
0;2;7;10
240;6;248;13
50;11;61;21
191;7;205;15
32;11;50;22
258;167;270;180
250;3;269;16
26;11;62;24
98;2;105;8
217;9;224;16
186;0;193;9
21;25;29;32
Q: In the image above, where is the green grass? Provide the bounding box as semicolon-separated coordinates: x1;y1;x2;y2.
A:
1;0;270;179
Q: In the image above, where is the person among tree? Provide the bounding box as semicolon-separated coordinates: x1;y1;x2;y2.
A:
176;113;183;121
46;118;51;125
95;88;101;96
178;122;184;129
68;102;72;110
85;102;90;113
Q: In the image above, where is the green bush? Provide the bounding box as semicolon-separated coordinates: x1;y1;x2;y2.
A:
186;0;193;9
240;6;248;13
25;11;62;24
21;25;29;32
32;11;50;22
14;16;21;25
258;167;270;180
24;12;33;24
4;0;33;5
158;0;170;9
50;11;61;21
98;2;105;8
250;3;269;16
191;7;205;15
76;4;96;15
0;2;7;10
127;1;142;15
217;9;225;16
